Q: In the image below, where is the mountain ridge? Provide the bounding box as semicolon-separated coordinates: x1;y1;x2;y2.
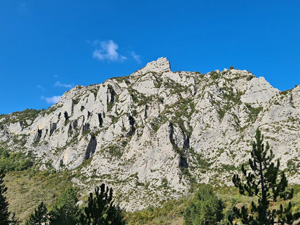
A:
1;57;300;210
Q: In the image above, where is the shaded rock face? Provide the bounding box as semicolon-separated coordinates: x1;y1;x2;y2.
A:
1;57;300;210
85;136;97;160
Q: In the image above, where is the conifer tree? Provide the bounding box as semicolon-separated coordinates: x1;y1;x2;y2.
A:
48;187;80;225
80;183;125;225
230;129;300;224
25;202;48;225
0;171;10;225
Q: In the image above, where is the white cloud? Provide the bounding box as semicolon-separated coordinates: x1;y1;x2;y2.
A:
55;81;73;88
130;51;141;63
41;96;61;104
93;40;126;62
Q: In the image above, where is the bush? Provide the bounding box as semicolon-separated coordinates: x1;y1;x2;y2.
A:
0;148;34;172
184;186;224;225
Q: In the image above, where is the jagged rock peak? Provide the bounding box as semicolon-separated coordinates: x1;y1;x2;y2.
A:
131;57;171;76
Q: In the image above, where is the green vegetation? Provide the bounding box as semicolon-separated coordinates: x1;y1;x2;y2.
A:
216;88;243;120
0;148;34;173
0;171;12;225
126;197;187;225
48;187;80;225
105;145;123;159
222;88;242;105
210;71;220;80
184;186;224;225
230;129;300;224
150;115;168;132
80;183;125;225
247;75;255;81
245;103;263;122
190;149;213;172
0;109;41;127
4;170;75;221
107;84;118;112
125;183;300;225
1;124;300;224
3;167;300;224
24;183;123;225
40;104;63;117
128;88;153;106
164;80;189;96
113;75;131;85
25;202;48;225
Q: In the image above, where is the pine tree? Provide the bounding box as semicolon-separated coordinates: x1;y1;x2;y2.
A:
230;129;300;224
48;187;80;225
0;171;10;225
25;202;48;225
80;183;125;225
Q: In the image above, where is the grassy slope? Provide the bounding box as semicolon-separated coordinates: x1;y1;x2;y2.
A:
4;170;74;222
4;170;300;224
125;185;300;225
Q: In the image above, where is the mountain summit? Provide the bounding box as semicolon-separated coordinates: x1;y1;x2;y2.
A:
132;57;171;75
1;58;300;210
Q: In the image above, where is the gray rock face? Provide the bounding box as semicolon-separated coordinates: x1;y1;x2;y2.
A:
1;58;300;210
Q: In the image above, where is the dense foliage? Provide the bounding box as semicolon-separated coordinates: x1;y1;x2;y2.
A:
25;202;48;225
184;185;224;225
80;183;125;225
0;171;10;225
0;148;34;172
23;183;125;225
48;187;80;225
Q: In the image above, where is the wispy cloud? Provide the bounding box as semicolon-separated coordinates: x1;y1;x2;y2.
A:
41;96;61;104
55;81;73;88
130;51;141;63
93;40;126;62
37;85;45;90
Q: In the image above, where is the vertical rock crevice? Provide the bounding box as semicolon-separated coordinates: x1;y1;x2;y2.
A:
106;85;116;112
107;85;116;103
34;128;42;143
127;115;135;136
84;136;97;160
72;120;78;129
64;111;69;123
82;123;90;133
144;105;148;119
169;122;188;169
50;123;57;136
98;113;103;127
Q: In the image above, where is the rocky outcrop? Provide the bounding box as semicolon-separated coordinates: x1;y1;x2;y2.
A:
0;57;300;210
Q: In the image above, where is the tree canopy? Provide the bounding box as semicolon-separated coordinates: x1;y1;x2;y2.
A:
184;185;224;225
80;183;125;225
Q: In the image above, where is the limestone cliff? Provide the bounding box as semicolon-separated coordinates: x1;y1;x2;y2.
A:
1;57;300;210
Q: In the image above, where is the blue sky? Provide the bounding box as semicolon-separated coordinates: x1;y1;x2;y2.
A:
1;0;300;114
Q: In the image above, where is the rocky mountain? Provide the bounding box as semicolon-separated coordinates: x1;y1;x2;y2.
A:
1;57;300;210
